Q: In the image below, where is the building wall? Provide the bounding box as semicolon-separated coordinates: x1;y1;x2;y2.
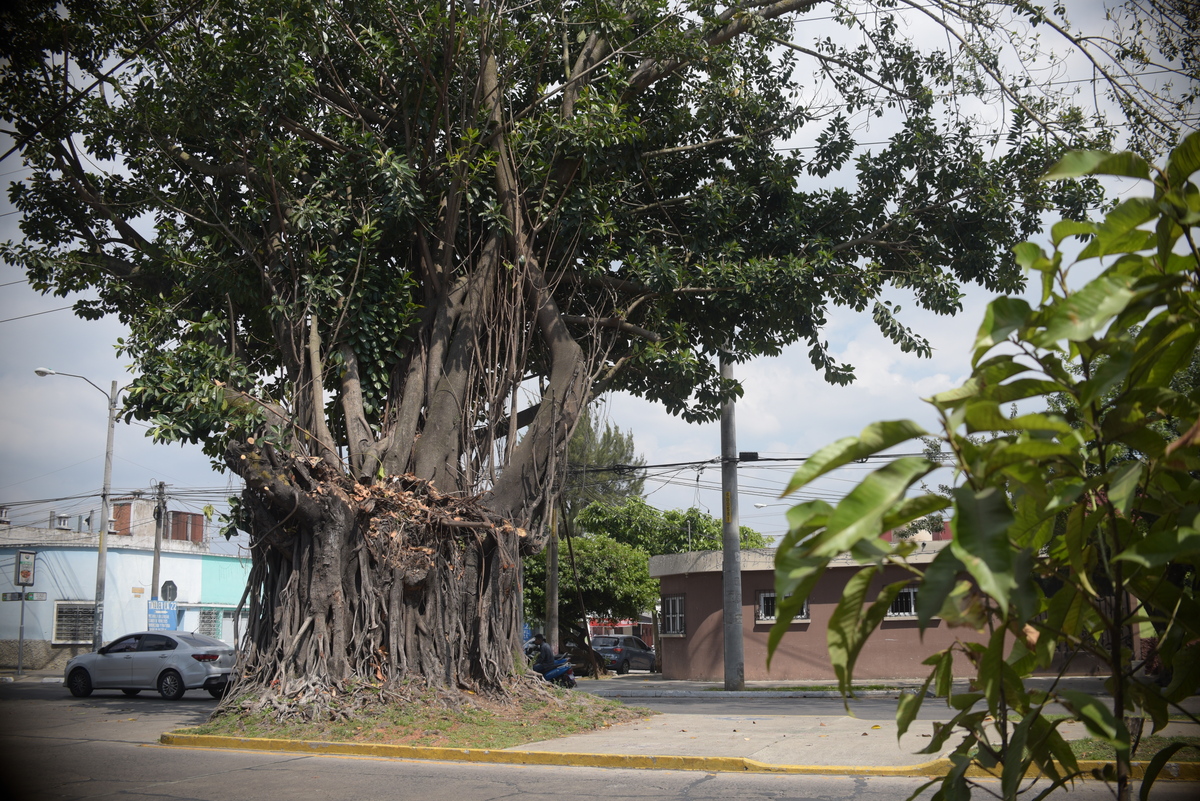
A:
657;559;1116;681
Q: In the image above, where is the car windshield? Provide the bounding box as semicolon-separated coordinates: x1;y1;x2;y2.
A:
592;637;619;647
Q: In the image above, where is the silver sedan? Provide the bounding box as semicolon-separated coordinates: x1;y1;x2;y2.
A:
64;631;235;700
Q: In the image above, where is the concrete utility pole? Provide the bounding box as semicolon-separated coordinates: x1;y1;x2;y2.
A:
545;506;559;652
720;351;745;691
152;482;166;600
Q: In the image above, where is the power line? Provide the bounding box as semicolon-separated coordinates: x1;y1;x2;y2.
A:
0;305;74;324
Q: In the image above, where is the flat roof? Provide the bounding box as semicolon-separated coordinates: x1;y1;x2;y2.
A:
648;540;952;577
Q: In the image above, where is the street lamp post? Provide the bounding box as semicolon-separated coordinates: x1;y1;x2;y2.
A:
35;368;119;652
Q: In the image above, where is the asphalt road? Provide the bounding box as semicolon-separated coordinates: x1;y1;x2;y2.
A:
1;680;1196;801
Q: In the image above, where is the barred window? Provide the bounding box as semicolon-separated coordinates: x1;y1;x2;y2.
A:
756;591;808;622
661;594;685;635
198;608;221;638
888;586;919;617
53;603;94;644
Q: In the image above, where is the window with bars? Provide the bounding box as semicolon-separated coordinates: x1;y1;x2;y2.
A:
661;594;685;635
887;586;919;617
756;591;808;622
53;603;94;644
198;609;222;638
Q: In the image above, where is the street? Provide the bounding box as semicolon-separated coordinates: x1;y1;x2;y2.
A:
1;680;1196;800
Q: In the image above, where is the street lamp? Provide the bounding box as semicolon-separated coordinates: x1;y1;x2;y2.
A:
34;368;119;652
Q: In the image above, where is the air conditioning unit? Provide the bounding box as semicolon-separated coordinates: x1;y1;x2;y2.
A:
0;507;10;525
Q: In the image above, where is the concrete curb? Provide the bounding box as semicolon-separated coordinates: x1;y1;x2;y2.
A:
159;731;1200;781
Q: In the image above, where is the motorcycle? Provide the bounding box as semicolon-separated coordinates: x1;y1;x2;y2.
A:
541;654;577;688
526;644;577;689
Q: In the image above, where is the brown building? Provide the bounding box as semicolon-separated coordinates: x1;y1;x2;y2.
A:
649;542;1116;681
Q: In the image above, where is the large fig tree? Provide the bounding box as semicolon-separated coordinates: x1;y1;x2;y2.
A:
1;0;1186;707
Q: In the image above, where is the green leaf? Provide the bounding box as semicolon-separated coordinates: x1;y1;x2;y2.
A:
896;672;933;740
782;420;928;495
1042;150;1151;181
917;547;964;629
1106;461;1143;518
963;401;1072;435
1141;744;1194;801
1060;689;1128;750
1166;130;1200;186
950;486;1017;616
1115;526;1200;568
1051;219;1095;247
818;457;937;554
972;296;1032;364
1031;274;1138;346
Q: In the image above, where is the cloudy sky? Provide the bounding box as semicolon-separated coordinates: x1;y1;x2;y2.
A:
0;1;1181;549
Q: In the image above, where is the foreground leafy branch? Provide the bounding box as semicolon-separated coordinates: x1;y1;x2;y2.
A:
770;132;1200;801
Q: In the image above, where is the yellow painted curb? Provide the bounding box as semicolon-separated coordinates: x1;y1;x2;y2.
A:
159;731;1200;781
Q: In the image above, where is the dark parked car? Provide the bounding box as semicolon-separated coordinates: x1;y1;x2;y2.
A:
64;631;235;700
593;635;655;674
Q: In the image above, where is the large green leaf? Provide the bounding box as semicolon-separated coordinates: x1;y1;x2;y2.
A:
916;546;964;629
963;401;1072;435
782;420;927;495
951;487;1017;615
1060;689;1128;750
1115;526;1200;568
1166;130;1200;186
1031;274;1138;346
1042;150;1151;181
972;296;1032;364
1141;744;1195;801
819;457;937;554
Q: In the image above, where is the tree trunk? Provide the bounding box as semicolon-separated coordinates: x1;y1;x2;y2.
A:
225;446;529;715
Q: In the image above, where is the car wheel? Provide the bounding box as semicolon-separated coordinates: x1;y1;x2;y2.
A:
157;670;186;700
67;668;93;698
617;659;629;675
121;688;141;697
207;686;226;700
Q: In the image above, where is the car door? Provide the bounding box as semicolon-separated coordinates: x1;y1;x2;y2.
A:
129;633;178;688
92;634;141;687
630;637;653;670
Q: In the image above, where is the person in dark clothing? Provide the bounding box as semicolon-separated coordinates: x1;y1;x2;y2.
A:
531;632;555;674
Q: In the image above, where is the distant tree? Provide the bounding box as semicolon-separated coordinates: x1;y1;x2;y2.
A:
578;498;769;553
523;534;658;631
561;405;645;523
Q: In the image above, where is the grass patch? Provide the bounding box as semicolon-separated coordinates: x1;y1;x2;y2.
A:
1070;736;1200;763
187;686;650;749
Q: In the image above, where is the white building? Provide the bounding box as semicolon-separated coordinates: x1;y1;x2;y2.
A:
0;497;251;670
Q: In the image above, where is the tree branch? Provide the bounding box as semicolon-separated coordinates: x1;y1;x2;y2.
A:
561;314;662;342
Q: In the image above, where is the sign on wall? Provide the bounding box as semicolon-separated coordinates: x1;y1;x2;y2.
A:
147;599;178;631
15;550;35;586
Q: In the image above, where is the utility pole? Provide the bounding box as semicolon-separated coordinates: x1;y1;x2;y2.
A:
545;506;559;652
152;482;166;600
720;350;745;691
